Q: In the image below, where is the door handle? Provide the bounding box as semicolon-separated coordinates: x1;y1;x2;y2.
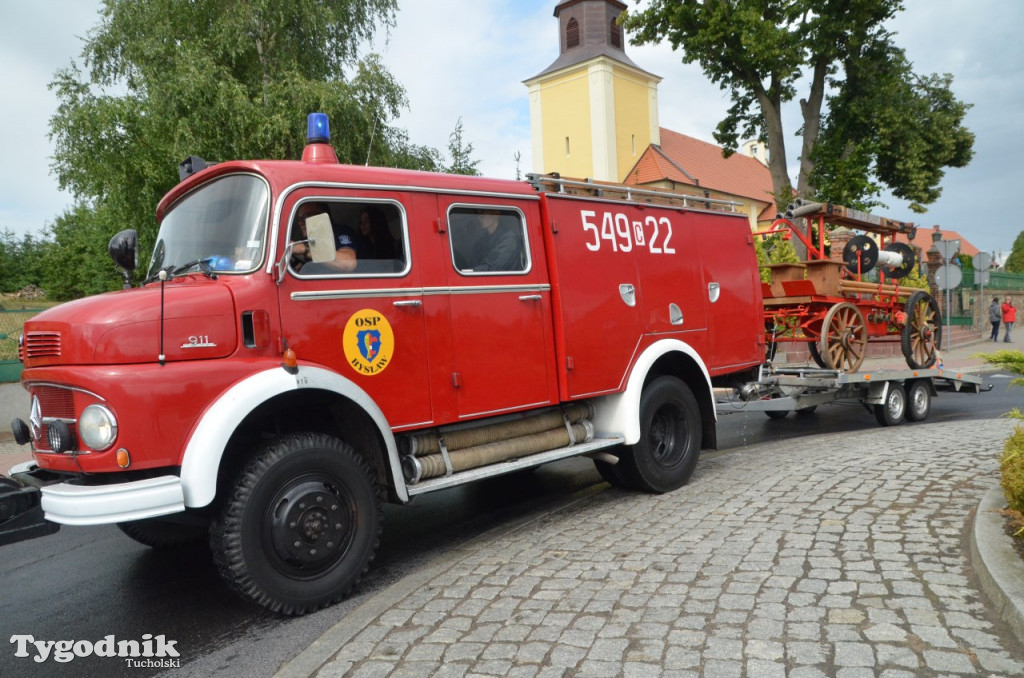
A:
619;283;636;307
518;294;542;301
393;299;422;307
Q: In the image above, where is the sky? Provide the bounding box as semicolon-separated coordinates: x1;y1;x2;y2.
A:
1;0;1021;261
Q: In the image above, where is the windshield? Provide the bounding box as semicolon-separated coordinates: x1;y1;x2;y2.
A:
147;174;270;279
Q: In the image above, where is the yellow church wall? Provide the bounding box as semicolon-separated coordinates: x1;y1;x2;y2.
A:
612;68;657;181
534;70;595;179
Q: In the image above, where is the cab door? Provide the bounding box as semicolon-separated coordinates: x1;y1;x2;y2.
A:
277;189;434;430
436;197;557;420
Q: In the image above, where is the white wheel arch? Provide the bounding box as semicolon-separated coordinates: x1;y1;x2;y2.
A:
590;339;713;445
179;366;405;508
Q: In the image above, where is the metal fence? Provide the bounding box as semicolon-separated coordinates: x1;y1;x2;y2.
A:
0;306;46;382
960;270;1024;290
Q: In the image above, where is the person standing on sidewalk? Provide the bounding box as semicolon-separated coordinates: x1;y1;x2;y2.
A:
1002;297;1016;342
990;297;1002;341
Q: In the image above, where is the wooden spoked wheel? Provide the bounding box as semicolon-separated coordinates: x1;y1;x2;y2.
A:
901;291;942;369
818;302;867;372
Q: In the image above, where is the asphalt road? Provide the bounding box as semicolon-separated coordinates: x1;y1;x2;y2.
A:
0;370;1020;677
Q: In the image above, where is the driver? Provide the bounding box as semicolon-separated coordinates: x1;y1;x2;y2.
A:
291;202;367;273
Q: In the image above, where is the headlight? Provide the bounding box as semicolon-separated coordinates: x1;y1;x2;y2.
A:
79;405;118;451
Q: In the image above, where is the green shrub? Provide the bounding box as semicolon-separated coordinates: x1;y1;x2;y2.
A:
975;350;1024;531
1001;424;1024;517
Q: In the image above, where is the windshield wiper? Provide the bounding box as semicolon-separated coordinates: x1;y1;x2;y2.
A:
142;258;219;285
169;259;218;280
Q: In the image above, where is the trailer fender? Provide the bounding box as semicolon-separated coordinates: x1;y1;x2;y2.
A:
179;366;404;508
866;380;891;406
591;339;713;445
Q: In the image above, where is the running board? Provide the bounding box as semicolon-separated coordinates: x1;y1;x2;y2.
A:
405;435;625;496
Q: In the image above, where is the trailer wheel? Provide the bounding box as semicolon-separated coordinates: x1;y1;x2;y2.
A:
874;383;907;427
117;518;207;549
906;380;931;422
902;292;941;369
765;409;789;420
211;433;381;615
621;376;701;493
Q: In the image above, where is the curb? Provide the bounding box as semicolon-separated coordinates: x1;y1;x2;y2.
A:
970;484;1024;646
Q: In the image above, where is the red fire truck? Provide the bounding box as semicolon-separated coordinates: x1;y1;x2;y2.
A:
1;114;764;614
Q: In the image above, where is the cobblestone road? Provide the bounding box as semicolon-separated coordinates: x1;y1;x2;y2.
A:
296;419;1024;678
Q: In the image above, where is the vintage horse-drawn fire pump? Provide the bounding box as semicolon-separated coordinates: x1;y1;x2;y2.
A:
759;201;942;372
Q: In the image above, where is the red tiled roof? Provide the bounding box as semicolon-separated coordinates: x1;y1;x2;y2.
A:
624;128;776;215
892;226;980;258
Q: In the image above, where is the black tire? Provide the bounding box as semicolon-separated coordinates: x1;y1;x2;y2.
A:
905;380;931;422
620;377;702;494
210;433;381;615
765;409;789;420
874;383;906;427
117;518;207;549
902;291;942;369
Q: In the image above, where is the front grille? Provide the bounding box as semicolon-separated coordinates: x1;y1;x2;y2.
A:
31;385;78;453
24;331;62;358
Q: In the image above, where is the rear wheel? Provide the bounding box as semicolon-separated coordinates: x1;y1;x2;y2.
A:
874;383;906;427
210;433;381;615
902;292;942;369
620;377;702;493
905;380;931;422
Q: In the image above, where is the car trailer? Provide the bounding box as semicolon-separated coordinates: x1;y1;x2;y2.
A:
716;364;987;427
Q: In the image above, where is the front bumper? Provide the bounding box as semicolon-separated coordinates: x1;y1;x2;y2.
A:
2;461;185;534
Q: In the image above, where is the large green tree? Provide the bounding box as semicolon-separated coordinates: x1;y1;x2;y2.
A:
624;0;974;255
1006;231;1024;274
0;230;52;295
48;0;457;297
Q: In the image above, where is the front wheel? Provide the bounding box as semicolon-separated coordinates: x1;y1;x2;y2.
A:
210;433;381;615
620;377;702;494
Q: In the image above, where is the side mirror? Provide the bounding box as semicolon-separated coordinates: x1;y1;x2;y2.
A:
108;230;138;289
304;214;336;263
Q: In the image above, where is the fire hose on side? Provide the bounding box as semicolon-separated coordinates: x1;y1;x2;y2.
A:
401;403;595;484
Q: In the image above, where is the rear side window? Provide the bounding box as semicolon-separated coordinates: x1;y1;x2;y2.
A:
448;206;529;274
288;200;408;276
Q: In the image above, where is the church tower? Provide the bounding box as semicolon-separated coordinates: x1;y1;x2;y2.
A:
523;0;661;182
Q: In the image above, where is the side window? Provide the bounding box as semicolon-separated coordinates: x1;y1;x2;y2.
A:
289;199;408;276
449;206;528;274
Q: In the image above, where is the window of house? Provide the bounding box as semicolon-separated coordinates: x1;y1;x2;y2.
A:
288;199;408;276
448;205;529;275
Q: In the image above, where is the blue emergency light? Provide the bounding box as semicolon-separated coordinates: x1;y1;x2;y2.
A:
307;113;330;144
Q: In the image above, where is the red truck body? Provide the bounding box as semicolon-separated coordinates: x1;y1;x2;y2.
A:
8;122;763;613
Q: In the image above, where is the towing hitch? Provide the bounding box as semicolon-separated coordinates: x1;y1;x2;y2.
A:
0;474;59;547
